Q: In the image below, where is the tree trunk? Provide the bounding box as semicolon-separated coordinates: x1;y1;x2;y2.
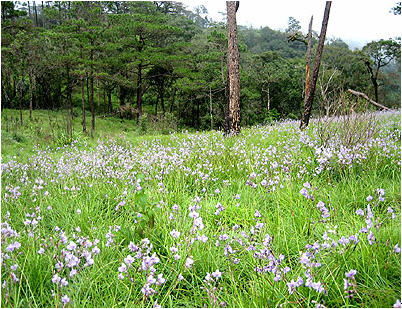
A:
28;1;31;19
225;1;241;135
300;1;331;130
209;86;213;130
103;88;106;114
97;79;100;114
90;40;95;136
267;85;270;113
169;88;176;113
41;1;46;28
107;90;112;113
197;98;200;128
19;81;23;126
66;65;72;138
86;74;90;111
191;96;195;127
13;76;16;104
29;71;34;119
136;61;143;116
363;60;380;105
161;89;165;116
33;1;38;27
81;76;87;133
372;76;379;104
304;16;313;99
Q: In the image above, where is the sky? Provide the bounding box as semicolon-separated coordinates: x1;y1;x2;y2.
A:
185;0;401;49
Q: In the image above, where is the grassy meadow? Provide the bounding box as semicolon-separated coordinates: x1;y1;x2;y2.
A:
1;109;401;308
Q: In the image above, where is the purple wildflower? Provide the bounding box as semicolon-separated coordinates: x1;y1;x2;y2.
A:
61;295;70;305
170;229;180;238
345;269;357;278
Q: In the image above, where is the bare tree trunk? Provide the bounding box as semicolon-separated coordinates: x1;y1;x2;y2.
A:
97;79;100;114
103;88;106;114
225;1;241;135
300;2;331;130
81;77;87;133
304;16;313;99
363;61;380;104
28;1;31;19
90;39;95;136
65;65;72;138
33;1;38;27
29;71;34;119
19;81;24;126
86;74;90;114
262;84;271;113
41;1;46;28
107;90;112;113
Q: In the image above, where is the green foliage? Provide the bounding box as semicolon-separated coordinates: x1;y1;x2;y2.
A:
1;1;400;131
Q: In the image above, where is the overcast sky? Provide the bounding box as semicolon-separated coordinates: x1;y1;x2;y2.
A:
185;0;401;49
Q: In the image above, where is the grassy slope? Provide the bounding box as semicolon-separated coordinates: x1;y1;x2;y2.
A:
1;109;401;308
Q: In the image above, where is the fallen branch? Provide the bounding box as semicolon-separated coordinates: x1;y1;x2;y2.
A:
347;89;391;111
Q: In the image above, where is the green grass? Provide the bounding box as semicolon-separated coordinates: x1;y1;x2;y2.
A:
1;109;401;308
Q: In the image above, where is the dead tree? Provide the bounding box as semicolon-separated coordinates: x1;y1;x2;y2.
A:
347;89;391;111
304;16;313;100
225;1;241;136
300;1;332;130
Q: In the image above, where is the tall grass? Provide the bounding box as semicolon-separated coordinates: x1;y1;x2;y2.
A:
1;109;400;308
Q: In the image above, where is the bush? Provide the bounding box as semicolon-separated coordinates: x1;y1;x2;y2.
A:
138;113;177;135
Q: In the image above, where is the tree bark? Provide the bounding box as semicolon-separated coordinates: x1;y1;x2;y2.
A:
304;16;313;99
225;1;241;135
103;88;106;114
29;70;34;119
33;1;38;27
90;39;95;136
364;61;380;104
65;65;72;138
136;61;143;116
81;76;87;133
28;1;31;19
347;89;391;111
107;90;112;113
97;79;100;114
209;86;213;129
19;80;23;126
266;85;270;113
41;1;46;28
300;2;331;130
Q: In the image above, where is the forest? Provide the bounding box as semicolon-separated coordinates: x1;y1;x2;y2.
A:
1;1;400;133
